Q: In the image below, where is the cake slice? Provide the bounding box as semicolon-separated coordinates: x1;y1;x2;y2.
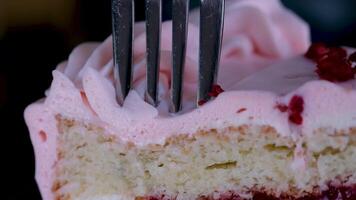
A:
24;0;355;199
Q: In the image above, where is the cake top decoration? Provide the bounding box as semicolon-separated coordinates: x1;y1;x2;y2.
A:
306;43;356;82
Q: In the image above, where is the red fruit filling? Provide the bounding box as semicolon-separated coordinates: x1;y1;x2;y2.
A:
323;184;356;200
140;184;356;200
276;95;304;125
305;43;356;82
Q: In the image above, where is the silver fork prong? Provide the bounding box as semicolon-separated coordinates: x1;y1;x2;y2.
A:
145;0;162;106
170;0;189;113
112;0;134;103
198;0;225;105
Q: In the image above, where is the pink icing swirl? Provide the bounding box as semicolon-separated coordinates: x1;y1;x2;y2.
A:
58;0;310;110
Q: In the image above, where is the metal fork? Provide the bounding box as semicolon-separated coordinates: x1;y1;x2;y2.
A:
112;0;225;112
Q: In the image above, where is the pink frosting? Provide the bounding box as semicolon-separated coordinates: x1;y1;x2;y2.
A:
24;0;356;199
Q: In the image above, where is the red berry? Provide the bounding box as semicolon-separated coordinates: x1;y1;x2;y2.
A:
327;47;347;61
198;99;207;106
306;44;356;82
208;84;225;97
305;43;330;61
349;51;356;62
199;84;224;106
289;113;303;125
316;57;354;82
276;96;304;125
276;104;288;112
288;95;304;125
236;108;247;113
289;95;304;114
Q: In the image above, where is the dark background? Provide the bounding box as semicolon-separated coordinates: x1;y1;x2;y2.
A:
1;0;356;199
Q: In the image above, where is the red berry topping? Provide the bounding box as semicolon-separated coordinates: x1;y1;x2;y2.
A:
289;112;303;125
236;108;247;113
305;43;329;61
288;95;304;125
275;95;304;125
276;104;288;112
198;99;207;106
198;84;224;106
305;43;355;82
327;47;347;60
208;84;225;97
349;51;356;62
316;57;354;82
289;95;304;114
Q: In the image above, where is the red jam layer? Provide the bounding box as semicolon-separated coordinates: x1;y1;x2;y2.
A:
138;184;356;200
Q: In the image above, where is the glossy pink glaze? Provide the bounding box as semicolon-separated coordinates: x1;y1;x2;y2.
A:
24;0;356;199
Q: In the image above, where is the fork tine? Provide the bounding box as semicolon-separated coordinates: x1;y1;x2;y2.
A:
112;0;134;103
198;0;225;105
145;0;162;106
170;0;189;113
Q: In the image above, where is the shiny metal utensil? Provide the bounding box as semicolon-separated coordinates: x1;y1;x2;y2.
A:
170;0;189;112
145;0;162;106
111;0;134;103
198;0;225;105
112;0;225;111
